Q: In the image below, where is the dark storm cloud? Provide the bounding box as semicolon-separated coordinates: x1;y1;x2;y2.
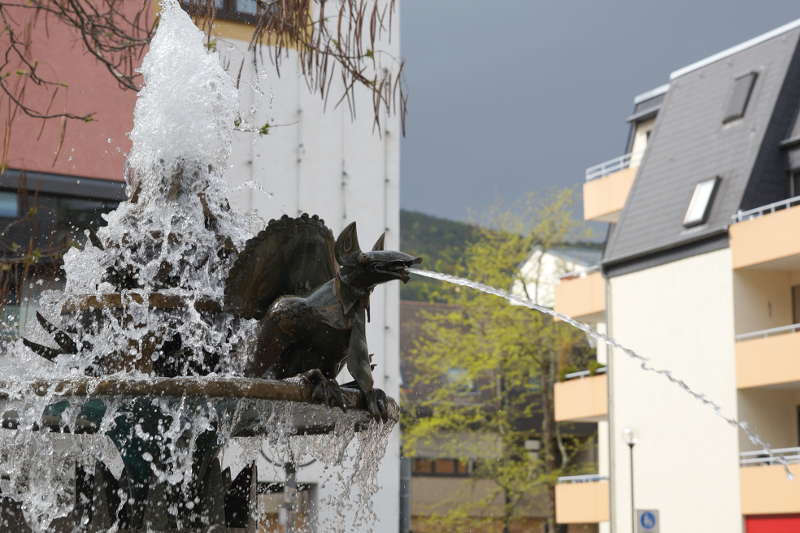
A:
400;0;800;223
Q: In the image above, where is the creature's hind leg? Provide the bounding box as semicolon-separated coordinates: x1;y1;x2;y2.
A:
248;315;293;378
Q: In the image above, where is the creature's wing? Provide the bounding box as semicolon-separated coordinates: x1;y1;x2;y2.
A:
224;214;337;319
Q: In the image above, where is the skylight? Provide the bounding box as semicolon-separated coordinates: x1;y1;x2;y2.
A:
722;72;757;124
683;177;719;227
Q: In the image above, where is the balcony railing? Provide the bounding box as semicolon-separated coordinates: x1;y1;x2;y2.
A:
559;264;601;281
735;323;800;342
564;367;607;380
733;195;800;223
557;474;608;483
585;153;632;182
740;447;800;466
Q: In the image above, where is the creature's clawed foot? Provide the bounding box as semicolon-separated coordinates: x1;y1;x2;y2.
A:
364;388;389;423
302;369;346;410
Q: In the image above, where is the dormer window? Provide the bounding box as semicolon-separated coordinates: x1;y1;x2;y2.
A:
722;72;757;124
683;177;719;227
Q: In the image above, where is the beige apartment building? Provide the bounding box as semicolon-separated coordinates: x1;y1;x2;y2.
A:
554;18;800;533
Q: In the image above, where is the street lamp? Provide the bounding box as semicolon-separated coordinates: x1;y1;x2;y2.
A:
623;428;637;533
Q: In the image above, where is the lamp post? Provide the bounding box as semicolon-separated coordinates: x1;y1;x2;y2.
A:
623;428;637;533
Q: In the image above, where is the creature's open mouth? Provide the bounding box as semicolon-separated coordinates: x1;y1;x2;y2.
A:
375;257;422;283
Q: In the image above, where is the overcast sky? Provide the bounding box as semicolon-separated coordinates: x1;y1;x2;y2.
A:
400;1;800;223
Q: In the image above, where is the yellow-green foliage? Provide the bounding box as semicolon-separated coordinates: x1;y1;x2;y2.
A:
403;190;595;530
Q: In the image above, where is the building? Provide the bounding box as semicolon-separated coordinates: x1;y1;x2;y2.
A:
554;18;800;533
1;1;401;531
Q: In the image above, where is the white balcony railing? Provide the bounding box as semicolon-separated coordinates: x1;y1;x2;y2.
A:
557;474;608;483
564;367;607;380
733;195;800;223
735;322;800;342
740;447;800;466
559;264;601;281
585;153;632;182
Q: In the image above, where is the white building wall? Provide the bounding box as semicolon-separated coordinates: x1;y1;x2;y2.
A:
215;7;401;530
514;249;589;307
608;249;741;533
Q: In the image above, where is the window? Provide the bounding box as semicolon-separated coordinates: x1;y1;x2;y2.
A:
790;170;800;198
797;406;800;446
181;0;265;23
411;458;471;477
683;177;719;227
434;459;456;475
447;367;475;393
723;72;757;124
0;191;17;218
412;459;434;474
792;285;800;324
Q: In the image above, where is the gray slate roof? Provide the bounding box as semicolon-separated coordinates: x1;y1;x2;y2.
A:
604;27;800;268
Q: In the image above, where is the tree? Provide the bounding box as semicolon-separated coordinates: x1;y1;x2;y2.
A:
403;189;596;533
0;0;405;142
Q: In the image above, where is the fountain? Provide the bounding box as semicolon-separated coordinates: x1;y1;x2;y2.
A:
0;1;402;531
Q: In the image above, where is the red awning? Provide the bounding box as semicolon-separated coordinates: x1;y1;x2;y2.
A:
746;515;800;533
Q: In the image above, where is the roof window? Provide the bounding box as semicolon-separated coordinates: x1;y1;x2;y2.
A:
683;177;719;227
722;72;757;124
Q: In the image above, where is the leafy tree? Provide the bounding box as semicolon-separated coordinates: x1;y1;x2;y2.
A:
404;189;595;533
0;0;405;151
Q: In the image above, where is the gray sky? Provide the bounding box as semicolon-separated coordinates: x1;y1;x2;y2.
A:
400;1;800;223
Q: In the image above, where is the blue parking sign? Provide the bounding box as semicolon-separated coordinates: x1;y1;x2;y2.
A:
636;509;659;532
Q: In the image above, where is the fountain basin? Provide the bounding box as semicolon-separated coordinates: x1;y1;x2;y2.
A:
0;376;398;531
0;376;398;435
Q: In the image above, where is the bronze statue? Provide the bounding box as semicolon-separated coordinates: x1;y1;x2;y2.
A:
224;214;420;421
23;213;419;421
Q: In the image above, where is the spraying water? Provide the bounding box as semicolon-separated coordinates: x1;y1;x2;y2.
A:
410;267;794;479
0;1;395;530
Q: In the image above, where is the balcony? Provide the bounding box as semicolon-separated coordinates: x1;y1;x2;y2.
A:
740;448;800;515
554;371;608;423
730;196;800;270
555;474;609;524
554;270;605;322
583;153;636;222
735;325;800;389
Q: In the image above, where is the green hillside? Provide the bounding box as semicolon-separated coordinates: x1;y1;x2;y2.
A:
399;209;483;301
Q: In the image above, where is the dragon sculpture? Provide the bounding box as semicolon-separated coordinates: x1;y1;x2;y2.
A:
223;214;420;421
23;213;420;421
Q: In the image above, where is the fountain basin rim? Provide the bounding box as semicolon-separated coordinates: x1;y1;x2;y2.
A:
0;377;399;435
0;376;395;413
61;292;222;313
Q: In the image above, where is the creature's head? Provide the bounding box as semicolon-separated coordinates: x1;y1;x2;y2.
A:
335;222;421;290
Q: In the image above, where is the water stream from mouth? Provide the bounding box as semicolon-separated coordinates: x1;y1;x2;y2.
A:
410;267;794;479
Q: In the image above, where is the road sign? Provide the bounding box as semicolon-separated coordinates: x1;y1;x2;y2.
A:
636;509;659;533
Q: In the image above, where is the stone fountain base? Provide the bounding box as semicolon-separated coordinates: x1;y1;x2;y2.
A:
0;377;398;532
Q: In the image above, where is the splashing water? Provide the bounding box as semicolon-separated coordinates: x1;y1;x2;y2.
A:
0;1;396;530
410;268;794;479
